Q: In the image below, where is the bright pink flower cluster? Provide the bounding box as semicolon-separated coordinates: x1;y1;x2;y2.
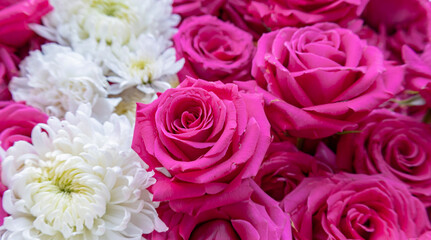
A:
130;0;431;238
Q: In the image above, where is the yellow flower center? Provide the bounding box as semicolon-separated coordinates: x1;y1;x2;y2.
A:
27;154;108;237
130;59;153;83
130;59;148;71
39;166;93;196
90;0;131;20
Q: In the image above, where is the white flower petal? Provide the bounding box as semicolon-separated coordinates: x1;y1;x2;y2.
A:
9;44;114;121
103;205;130;231
105;34;183;97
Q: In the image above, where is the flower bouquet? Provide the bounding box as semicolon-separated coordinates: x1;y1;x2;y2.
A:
1;0;431;239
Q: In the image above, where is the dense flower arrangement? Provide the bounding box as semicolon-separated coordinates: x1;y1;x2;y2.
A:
1;0;431;239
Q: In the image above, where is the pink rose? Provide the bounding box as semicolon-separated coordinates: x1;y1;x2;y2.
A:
378;90;427;122
148;179;292;240
132;77;271;214
0;46;19;101
0;75;10;100
420;232;431;240
220;0;268;40
0;0;51;48
403;44;431;91
248;0;369;30
0;0;52;101
348;21;393;59
420;82;431;109
0;101;48;150
281;173;430;239
360;0;431;60
237;23;403;139
0;77;8;101
174;15;255;83
337;109;431;206
173;0;267;40
173;0;225;19
0;38;48;101
254;142;331;201
402;44;431;115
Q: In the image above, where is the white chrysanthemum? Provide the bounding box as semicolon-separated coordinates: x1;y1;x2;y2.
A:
9;44;118;121
32;0;179;51
105;34;184;96
0;104;167;239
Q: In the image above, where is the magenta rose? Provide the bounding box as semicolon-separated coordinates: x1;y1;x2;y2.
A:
0;46;19;101
248;0;369;30
378;90;427;122
281;173;430;239
349;21;394;59
174;15;255;83
420;232;431;240
0;71;10;101
0;0;52;101
336;109;431;206
405;44;431;109
0;77;7;101
254;142;331;201
173;0;267;40
420;82;431;109
403;44;431;91
360;0;431;60
237;23;403;139
402;44;431;117
0;101;48;150
148;179;292;240
220;0;268;40
173;0;225;19
0;0;51;48
132;77;271;214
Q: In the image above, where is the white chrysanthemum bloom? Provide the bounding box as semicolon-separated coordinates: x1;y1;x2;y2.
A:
9;44;118;121
0;104;167;239
32;0;179;51
105;34;184;96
